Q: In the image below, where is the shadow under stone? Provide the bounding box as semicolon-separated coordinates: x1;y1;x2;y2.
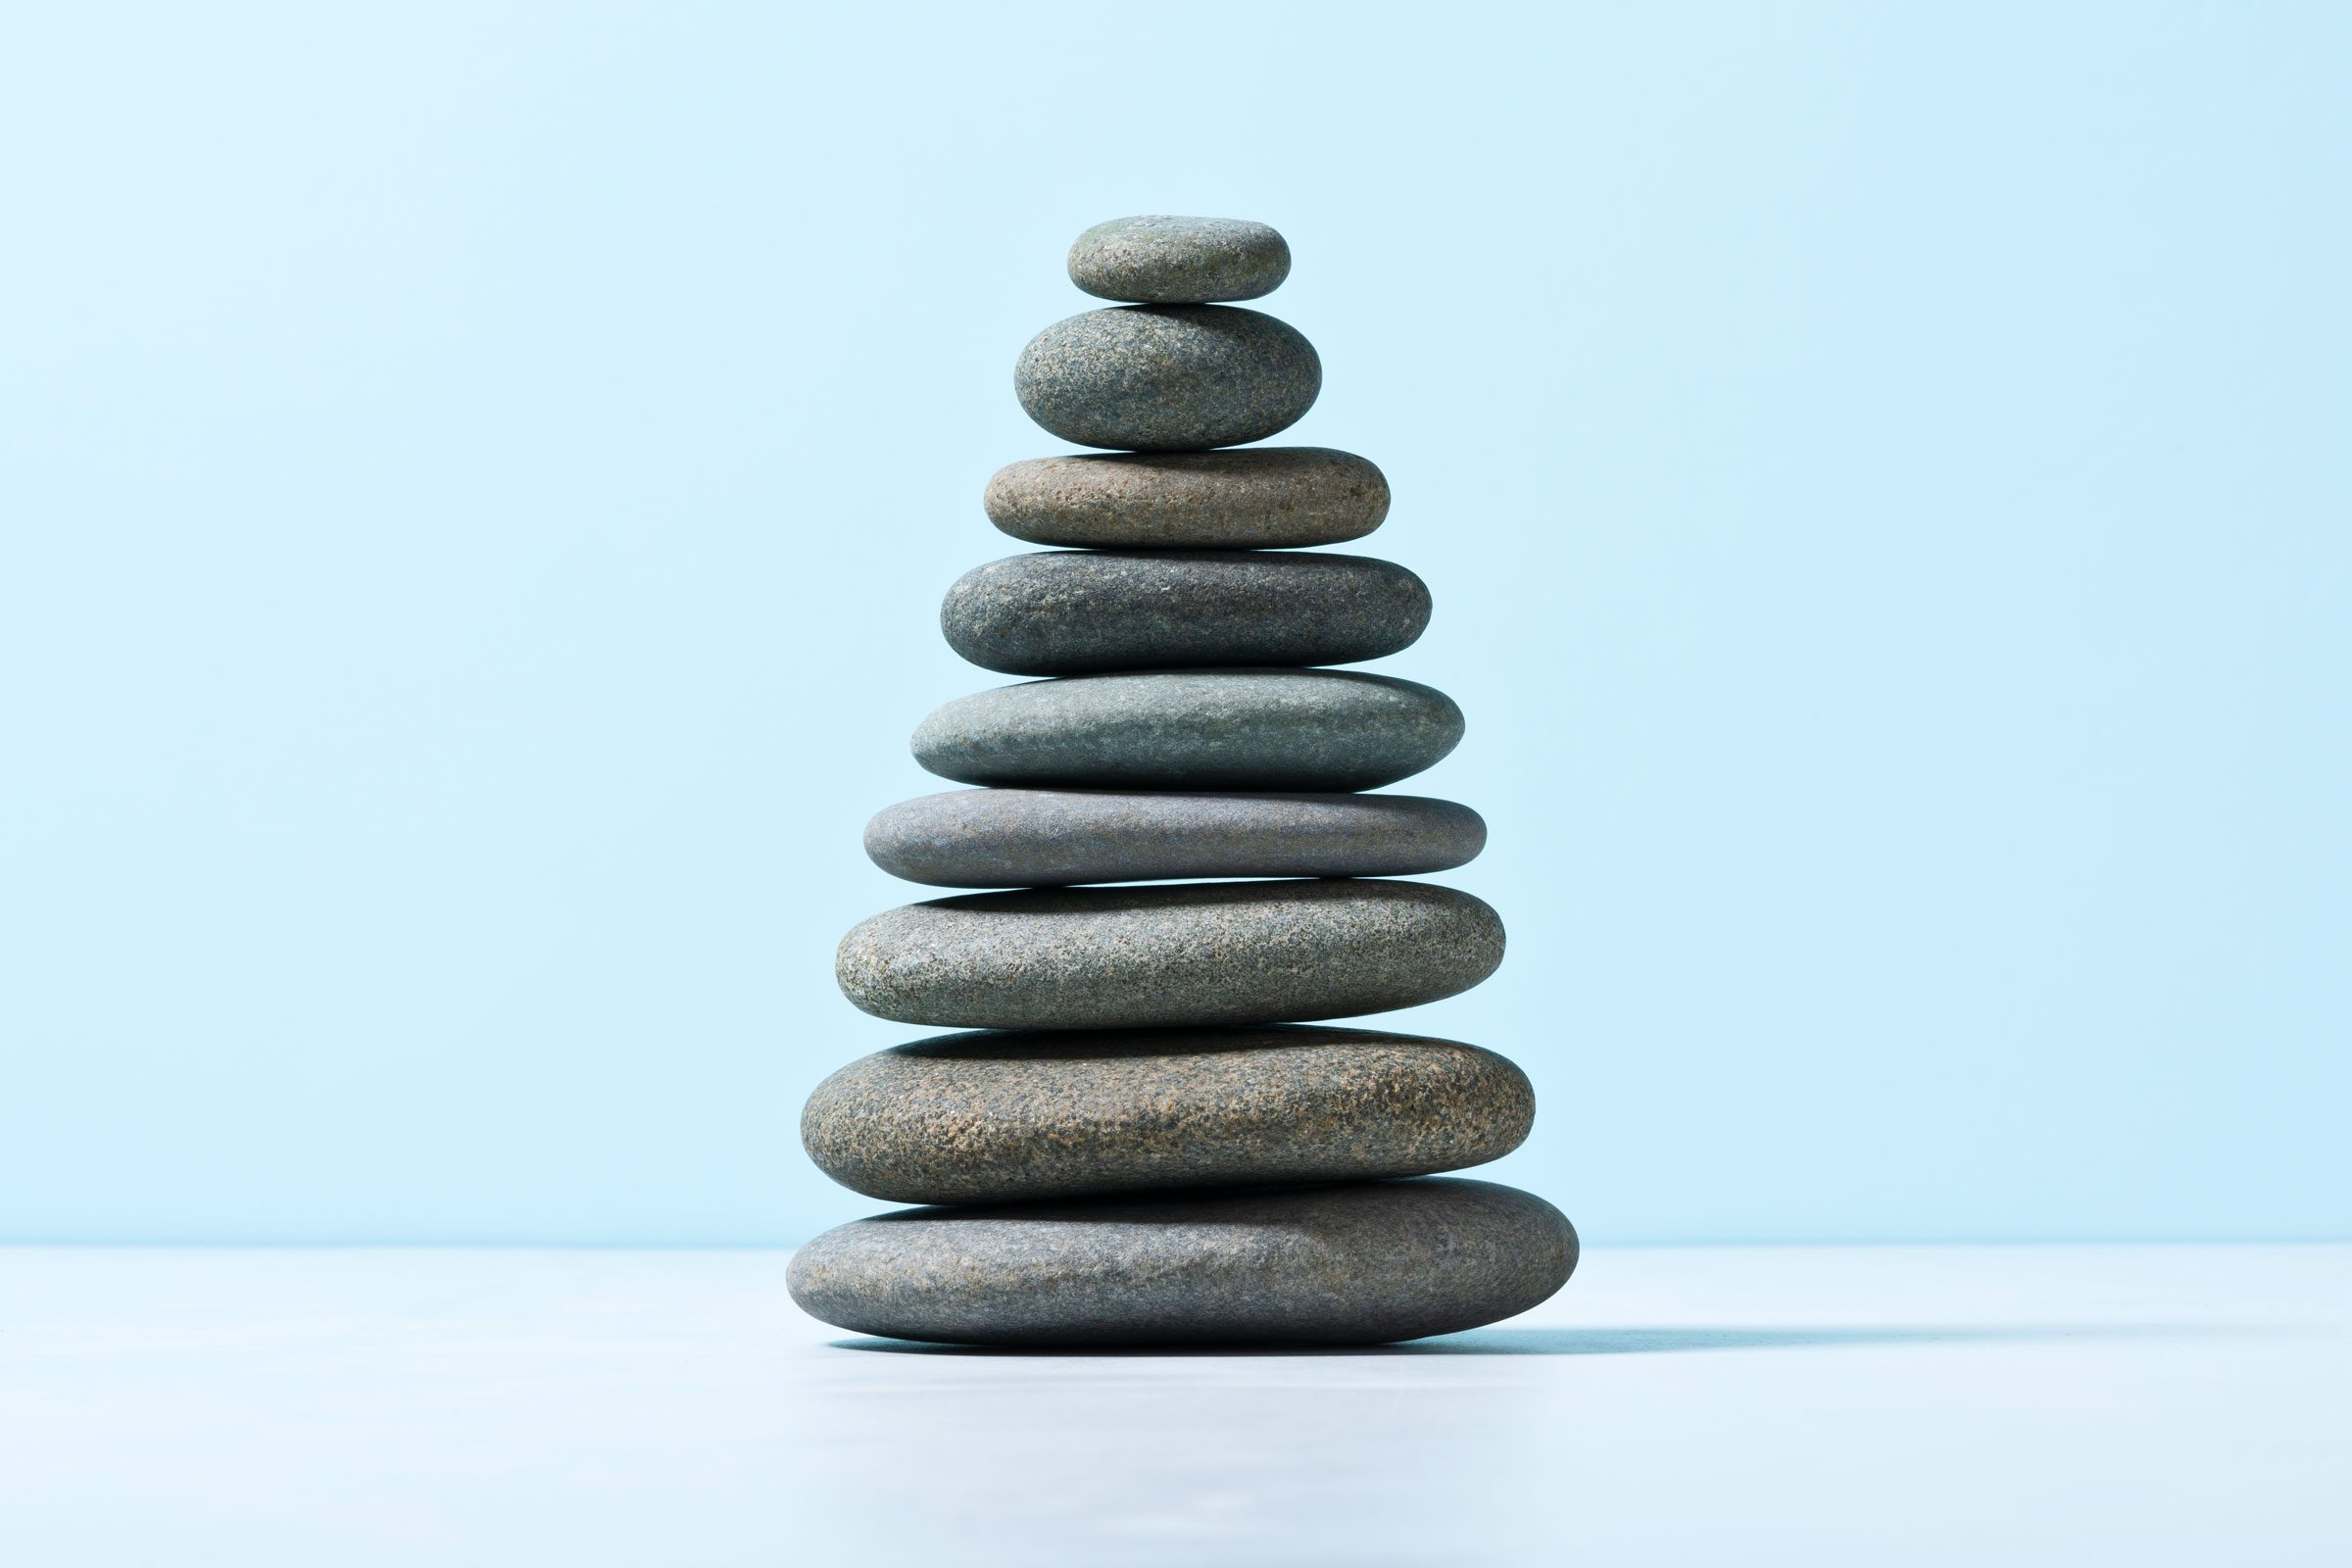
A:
829;1322;2205;1357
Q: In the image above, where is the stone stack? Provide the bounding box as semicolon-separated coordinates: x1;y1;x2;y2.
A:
787;217;1578;1347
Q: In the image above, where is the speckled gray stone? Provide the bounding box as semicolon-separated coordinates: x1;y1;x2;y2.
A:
787;1177;1578;1347
1067;216;1292;304
1015;306;1320;452
986;448;1390;550
911;669;1463;791
803;1025;1534;1205
864;789;1485;888
942;550;1430;676
835;879;1503;1030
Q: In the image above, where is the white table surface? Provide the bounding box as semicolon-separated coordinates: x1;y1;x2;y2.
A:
3;1244;2344;1566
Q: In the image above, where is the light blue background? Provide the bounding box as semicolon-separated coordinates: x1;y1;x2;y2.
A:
4;2;2345;1245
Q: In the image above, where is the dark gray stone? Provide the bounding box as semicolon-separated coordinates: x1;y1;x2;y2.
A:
1067;215;1292;304
835;879;1503;1030
941;550;1431;675
787;1177;1578;1347
803;1026;1534;1205
864;789;1485;888
910;669;1463;791
1015;306;1319;452
986;448;1390;550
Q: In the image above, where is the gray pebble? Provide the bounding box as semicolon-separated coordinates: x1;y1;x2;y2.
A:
865;788;1485;887
911;669;1463;791
942;550;1430;675
803;1025;1534;1205
835;878;1503;1030
787;1177;1578;1347
986;448;1390;550
1016;306;1319;452
1067;215;1292;304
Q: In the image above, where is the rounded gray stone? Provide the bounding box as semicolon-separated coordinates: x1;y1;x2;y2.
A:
1067;215;1292;304
910;669;1464;792
835;878;1504;1030
986;448;1390;550
864;789;1486;888
941;550;1431;675
1015;306;1320;452
803;1025;1535;1205
787;1177;1579;1347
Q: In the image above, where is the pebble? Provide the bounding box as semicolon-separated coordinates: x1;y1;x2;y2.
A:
835;878;1503;1030
802;1025;1534;1204
986;448;1390;550
1067;215;1292;303
786;1177;1579;1346
941;550;1430;675
864;788;1485;887
910;669;1463;791
1015;306;1319;451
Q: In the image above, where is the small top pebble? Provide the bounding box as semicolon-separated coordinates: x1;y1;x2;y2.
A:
1069;216;1291;303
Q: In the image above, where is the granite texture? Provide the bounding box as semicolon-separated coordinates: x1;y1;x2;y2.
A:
835;878;1504;1030
802;1025;1535;1204
864;788;1486;887
941;550;1430;675
1066;215;1292;304
1015;306;1319;452
986;448;1390;550
786;1177;1579;1347
910;669;1463;791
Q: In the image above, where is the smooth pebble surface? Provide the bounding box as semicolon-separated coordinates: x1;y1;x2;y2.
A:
802;1026;1534;1204
941;550;1430;675
1015;306;1320;452
864;788;1485;887
911;669;1463;791
834;879;1503;1030
1066;215;1292;303
986;448;1390;549
786;1177;1578;1346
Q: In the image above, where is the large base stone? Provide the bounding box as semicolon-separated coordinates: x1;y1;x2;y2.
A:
787;1177;1578;1347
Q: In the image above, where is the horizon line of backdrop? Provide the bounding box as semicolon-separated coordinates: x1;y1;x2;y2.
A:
3;2;2346;1246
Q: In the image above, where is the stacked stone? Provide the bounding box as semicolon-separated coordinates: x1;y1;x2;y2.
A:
787;217;1578;1347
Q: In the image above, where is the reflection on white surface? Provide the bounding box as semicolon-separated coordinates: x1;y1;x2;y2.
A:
2;1246;2344;1565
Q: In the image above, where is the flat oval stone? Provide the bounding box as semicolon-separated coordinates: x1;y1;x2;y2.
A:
1067;215;1291;304
865;789;1485;887
941;551;1430;675
911;669;1463;791
1015;306;1320;452
803;1026;1534;1205
986;448;1390;550
835;879;1503;1030
787;1177;1578;1347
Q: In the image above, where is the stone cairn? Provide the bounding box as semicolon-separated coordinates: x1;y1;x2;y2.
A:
787;217;1578;1346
